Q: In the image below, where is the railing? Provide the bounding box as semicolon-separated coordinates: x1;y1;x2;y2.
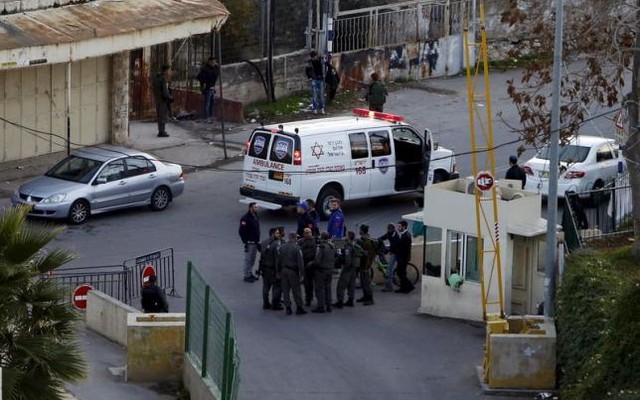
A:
185;261;240;400
123;247;177;300
334;0;471;53
563;184;634;250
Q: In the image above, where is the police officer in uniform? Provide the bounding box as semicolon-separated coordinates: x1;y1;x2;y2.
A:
298;227;317;306
356;224;376;306
259;228;283;310
333;231;360;308
278;232;307;315
312;231;336;313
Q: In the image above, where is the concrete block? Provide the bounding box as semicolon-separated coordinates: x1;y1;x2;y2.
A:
86;290;138;346
488;316;556;390
126;313;185;383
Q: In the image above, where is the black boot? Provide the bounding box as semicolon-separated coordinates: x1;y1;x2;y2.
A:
332;300;344;309
271;302;284;311
296;306;307;315
311;307;325;314
263;301;271;310
356;297;366;303
363;296;374;306
286;306;293;315
325;306;332;313
344;298;354;307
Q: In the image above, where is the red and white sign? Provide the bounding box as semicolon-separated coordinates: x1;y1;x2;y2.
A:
72;284;94;310
142;264;156;284
475;171;495;191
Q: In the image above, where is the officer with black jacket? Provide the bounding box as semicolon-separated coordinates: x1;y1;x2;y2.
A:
238;202;261;282
259;228;283;310
312;231;336;313
298;228;317;306
278;232;307;315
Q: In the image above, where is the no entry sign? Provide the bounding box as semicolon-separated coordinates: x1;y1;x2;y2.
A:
72;284;94;309
475;171;495;191
142;264;156;284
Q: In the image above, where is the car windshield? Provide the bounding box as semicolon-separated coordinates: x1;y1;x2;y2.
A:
537;144;590;163
45;155;104;183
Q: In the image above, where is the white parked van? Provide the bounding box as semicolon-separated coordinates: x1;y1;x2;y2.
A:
239;109;458;219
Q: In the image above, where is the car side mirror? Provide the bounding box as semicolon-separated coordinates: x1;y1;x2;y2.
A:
95;177;107;185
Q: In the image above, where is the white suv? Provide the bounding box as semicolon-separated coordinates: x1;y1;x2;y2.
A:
523;135;624;199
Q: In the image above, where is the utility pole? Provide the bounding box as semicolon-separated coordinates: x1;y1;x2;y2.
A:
544;0;564;318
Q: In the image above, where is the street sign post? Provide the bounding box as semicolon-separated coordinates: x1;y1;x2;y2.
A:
142;264;156;284
475;171;494;191
72;284;94;309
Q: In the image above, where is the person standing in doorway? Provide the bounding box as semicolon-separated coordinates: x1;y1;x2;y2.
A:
197;57;219;123
394;221;414;293
238;202;261;282
278;232;307;315
305;50;325;115
327;198;345;239
366;72;387;112
505;155;527;189
152;64;173;137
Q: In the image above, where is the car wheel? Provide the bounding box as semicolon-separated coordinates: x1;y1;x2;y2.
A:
150;186;171;211
316;186;341;221
589;180;607;207
433;170;448;184
68;200;90;224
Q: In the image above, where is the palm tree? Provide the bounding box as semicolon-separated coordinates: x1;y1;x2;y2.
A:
0;206;87;400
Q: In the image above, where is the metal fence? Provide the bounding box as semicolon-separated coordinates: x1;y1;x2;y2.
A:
185;261;240;400
334;0;471;53
42;248;177;306
563;185;634;250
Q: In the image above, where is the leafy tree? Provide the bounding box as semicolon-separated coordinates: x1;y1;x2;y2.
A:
0;206;86;400
501;0;640;254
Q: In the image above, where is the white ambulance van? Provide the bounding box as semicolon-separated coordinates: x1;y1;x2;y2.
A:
239;109;457;219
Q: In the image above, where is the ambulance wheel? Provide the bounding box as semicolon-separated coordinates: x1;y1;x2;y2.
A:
317;186;341;221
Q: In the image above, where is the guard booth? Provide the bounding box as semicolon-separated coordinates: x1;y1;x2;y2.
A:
404;178;550;321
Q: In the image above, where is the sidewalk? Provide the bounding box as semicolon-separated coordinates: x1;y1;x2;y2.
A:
0;118;252;199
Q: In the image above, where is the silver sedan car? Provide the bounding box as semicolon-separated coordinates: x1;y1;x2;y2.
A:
11;146;185;224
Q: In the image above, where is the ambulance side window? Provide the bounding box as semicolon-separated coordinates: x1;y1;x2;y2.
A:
248;132;271;160
370;130;391;157
349;132;368;159
269;135;294;164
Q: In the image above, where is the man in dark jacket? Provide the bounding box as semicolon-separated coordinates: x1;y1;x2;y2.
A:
356;224;376;305
306;50;325;115
505;155;527;189
394;221;414;293
141;275;169;313
238;202;261;282
278;232;307;315
312;232;336;313
298;227;317;306
377;223;399;292
296;202;315;237
366;72;388;112
197;57;219;122
152;64;173;137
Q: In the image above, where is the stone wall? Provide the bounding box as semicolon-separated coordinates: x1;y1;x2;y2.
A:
0;0;87;13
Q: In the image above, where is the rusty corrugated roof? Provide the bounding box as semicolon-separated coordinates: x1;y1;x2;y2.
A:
0;0;229;51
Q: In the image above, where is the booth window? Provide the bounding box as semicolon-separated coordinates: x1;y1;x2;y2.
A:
424;226;442;277
445;230;481;283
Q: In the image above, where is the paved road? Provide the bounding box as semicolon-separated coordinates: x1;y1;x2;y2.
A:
18;163;530;400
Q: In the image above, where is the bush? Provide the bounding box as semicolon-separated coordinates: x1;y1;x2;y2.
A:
556;248;640;399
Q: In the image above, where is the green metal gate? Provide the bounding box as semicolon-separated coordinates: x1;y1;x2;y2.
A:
185;261;240;400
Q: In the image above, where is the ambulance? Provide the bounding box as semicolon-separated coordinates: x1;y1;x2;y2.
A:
239;109;458;219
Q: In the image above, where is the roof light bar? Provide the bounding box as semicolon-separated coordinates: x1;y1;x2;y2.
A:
352;108;405;122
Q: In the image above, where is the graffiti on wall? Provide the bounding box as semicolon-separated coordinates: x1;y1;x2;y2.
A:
389;39;440;77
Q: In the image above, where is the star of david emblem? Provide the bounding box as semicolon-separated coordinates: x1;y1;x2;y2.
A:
311;142;324;160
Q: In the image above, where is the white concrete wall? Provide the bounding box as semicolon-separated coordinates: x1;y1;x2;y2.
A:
86;290;138;346
183;354;220;400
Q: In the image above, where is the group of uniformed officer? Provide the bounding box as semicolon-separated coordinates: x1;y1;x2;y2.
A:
257;224;379;315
